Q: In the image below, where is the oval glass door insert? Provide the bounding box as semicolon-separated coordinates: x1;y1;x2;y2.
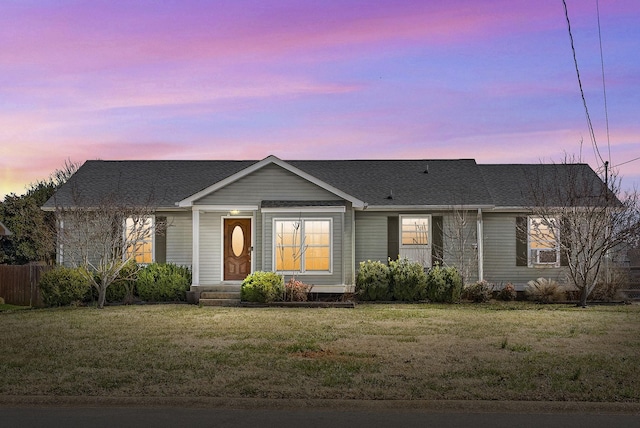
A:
231;225;244;257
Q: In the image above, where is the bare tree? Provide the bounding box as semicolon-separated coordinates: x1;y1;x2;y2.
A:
525;156;640;307
55;187;164;309
442;205;478;285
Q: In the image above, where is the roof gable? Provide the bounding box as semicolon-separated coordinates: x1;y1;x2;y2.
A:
177;155;365;208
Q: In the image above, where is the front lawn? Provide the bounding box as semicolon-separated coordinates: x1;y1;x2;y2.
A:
0;302;638;402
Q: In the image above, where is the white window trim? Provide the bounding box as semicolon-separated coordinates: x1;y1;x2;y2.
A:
399;215;432;248
272;217;333;275
527;216;560;268
398;215;432;267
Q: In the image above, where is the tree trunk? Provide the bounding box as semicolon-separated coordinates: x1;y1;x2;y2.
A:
97;286;107;309
578;286;588;308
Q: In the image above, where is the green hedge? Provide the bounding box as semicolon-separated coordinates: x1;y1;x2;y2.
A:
106;260;138;303
241;271;284;303
389;258;427;301
425;265;462;303
356;260;391;301
38;266;91;307
136;263;192;302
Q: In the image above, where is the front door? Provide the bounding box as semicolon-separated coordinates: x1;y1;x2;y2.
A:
223;218;251;281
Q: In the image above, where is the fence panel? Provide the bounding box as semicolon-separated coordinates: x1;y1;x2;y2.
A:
0;264;50;307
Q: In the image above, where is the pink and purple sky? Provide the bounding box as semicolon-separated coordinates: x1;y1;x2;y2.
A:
1;0;639;198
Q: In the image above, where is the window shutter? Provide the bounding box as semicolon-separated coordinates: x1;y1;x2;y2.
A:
387;216;399;262
432;216;443;266
155;216;167;264
516;216;528;266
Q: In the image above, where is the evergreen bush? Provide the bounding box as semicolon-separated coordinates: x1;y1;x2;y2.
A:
136;263;191;302
240;271;284;303
38;266;91;306
102;260;139;303
425;265;462;303
389;258;427;302
355;260;391;301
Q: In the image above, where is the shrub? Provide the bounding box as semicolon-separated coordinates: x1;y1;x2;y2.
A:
106;260;139;304
136;263;192;302
355;260;391;301
389;258;427;301
464;280;494;303
525;277;565;303
241;271;284;303
285;278;313;302
497;283;517;301
38;266;91;306
425;265;463;303
590;268;627;301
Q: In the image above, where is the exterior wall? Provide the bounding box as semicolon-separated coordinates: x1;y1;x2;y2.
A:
441;211;479;284
482;212;567;288
186;163;350;288
354;211;389;265
57;214;102;268
164;211;192;267
198;211;223;283
195;163;339;205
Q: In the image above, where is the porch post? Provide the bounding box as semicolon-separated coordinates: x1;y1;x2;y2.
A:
477;208;484;282
192;207;200;286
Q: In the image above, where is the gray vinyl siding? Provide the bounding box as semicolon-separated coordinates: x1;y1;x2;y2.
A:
262;212;344;286
195;163;339;205
355;212;389;265
482;213;566;288
441;211;479;284
164;211;192;268
199;212;223;283
58;214;102;268
343;206;354;285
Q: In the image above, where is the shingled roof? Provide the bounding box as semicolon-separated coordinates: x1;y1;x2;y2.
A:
42;157;606;210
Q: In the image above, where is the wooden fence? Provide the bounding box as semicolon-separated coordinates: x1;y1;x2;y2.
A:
0;264;52;307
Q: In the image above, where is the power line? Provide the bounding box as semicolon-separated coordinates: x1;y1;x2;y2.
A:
596;0;612;166
562;0;606;169
613;156;640;168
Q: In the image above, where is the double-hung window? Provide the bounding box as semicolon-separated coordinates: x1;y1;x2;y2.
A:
399;215;431;267
274;219;331;273
528;216;560;267
125;216;154;264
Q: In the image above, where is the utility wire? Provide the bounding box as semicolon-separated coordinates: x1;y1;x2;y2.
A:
596;0;612;166
613;156;640;168
562;0;606;169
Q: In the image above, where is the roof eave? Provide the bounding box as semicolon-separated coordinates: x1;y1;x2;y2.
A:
363;204;495;211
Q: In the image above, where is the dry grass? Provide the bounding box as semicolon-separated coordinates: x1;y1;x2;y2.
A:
0;302;638;402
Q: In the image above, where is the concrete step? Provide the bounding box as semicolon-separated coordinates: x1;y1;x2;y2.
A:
200;291;241;300
197;285;241;293
199;298;241;307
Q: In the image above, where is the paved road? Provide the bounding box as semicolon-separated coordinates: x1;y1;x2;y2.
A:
3;406;639;428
